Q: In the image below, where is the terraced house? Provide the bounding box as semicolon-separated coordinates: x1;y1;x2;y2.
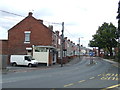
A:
1;12;81;66
7;12;59;66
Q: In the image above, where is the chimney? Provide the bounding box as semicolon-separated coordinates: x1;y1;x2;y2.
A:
64;37;67;40
68;39;70;42
55;31;59;36
28;12;33;16
37;19;43;24
48;25;53;31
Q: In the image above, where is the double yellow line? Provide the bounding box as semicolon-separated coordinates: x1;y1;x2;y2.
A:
102;84;120;90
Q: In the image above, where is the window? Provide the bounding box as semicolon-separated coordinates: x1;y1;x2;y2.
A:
24;31;31;43
25;56;29;60
35;47;47;52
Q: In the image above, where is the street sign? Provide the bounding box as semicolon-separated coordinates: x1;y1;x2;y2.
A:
89;52;94;56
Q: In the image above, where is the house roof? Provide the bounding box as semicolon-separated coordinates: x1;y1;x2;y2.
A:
8;12;53;33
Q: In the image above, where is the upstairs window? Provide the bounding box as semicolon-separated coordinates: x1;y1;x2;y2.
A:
24;31;31;43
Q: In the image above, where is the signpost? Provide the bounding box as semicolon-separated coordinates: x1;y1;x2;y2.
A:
89;51;94;64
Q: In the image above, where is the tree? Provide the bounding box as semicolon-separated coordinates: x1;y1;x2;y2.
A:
117;0;120;61
89;22;117;57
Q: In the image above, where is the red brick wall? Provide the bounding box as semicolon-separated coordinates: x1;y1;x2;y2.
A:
0;40;8;55
8;13;52;55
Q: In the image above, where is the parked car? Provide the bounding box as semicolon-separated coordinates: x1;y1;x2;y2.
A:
10;55;38;67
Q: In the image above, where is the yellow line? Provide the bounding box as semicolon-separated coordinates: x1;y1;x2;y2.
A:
64;83;74;87
78;80;85;83
98;74;101;76
89;77;95;79
101;84;120;90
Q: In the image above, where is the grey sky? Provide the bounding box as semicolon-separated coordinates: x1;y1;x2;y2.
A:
0;0;119;47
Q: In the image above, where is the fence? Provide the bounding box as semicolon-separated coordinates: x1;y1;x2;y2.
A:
0;55;7;70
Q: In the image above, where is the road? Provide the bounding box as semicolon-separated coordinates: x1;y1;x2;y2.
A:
1;57;120;89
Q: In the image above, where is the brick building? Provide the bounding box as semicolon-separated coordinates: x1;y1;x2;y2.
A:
0;40;8;69
8;12;57;66
0;40;8;55
1;12;82;67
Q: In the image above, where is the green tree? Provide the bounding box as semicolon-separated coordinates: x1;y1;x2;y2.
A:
89;22;117;57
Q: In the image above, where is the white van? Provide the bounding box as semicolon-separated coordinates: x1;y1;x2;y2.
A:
10;55;38;67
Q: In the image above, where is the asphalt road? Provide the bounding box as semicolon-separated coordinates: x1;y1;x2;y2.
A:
1;56;120;89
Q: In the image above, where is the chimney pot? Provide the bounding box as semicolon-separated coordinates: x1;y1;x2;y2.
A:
28;12;33;16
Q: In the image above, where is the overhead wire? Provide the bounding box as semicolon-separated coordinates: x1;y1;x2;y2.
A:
0;10;77;38
0;10;25;17
64;27;77;38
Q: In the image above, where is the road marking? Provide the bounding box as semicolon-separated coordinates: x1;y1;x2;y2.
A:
98;74;101;76
106;73;111;76
78;80;85;83
115;74;118;77
100;76;119;81
101;77;107;80
111;74;114;76
101;84;120;90
89;77;95;79
112;77;116;80
107;77;111;80
64;83;74;87
99;73;120;81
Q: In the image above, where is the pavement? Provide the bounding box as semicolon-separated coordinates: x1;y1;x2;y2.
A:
103;58;120;68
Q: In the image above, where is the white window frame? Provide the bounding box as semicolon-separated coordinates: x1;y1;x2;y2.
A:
24;31;31;44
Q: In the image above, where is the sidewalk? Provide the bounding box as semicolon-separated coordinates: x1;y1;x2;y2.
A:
2;56;81;74
103;58;120;68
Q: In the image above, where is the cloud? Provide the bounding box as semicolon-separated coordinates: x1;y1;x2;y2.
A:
0;26;8;39
0;0;119;47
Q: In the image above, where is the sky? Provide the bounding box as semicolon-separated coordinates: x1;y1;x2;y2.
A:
0;0;119;48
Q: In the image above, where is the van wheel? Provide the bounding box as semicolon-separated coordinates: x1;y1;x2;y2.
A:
12;63;17;66
28;64;32;67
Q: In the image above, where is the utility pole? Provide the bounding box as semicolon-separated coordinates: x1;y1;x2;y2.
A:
61;22;64;67
79;38;80;59
78;37;83;59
